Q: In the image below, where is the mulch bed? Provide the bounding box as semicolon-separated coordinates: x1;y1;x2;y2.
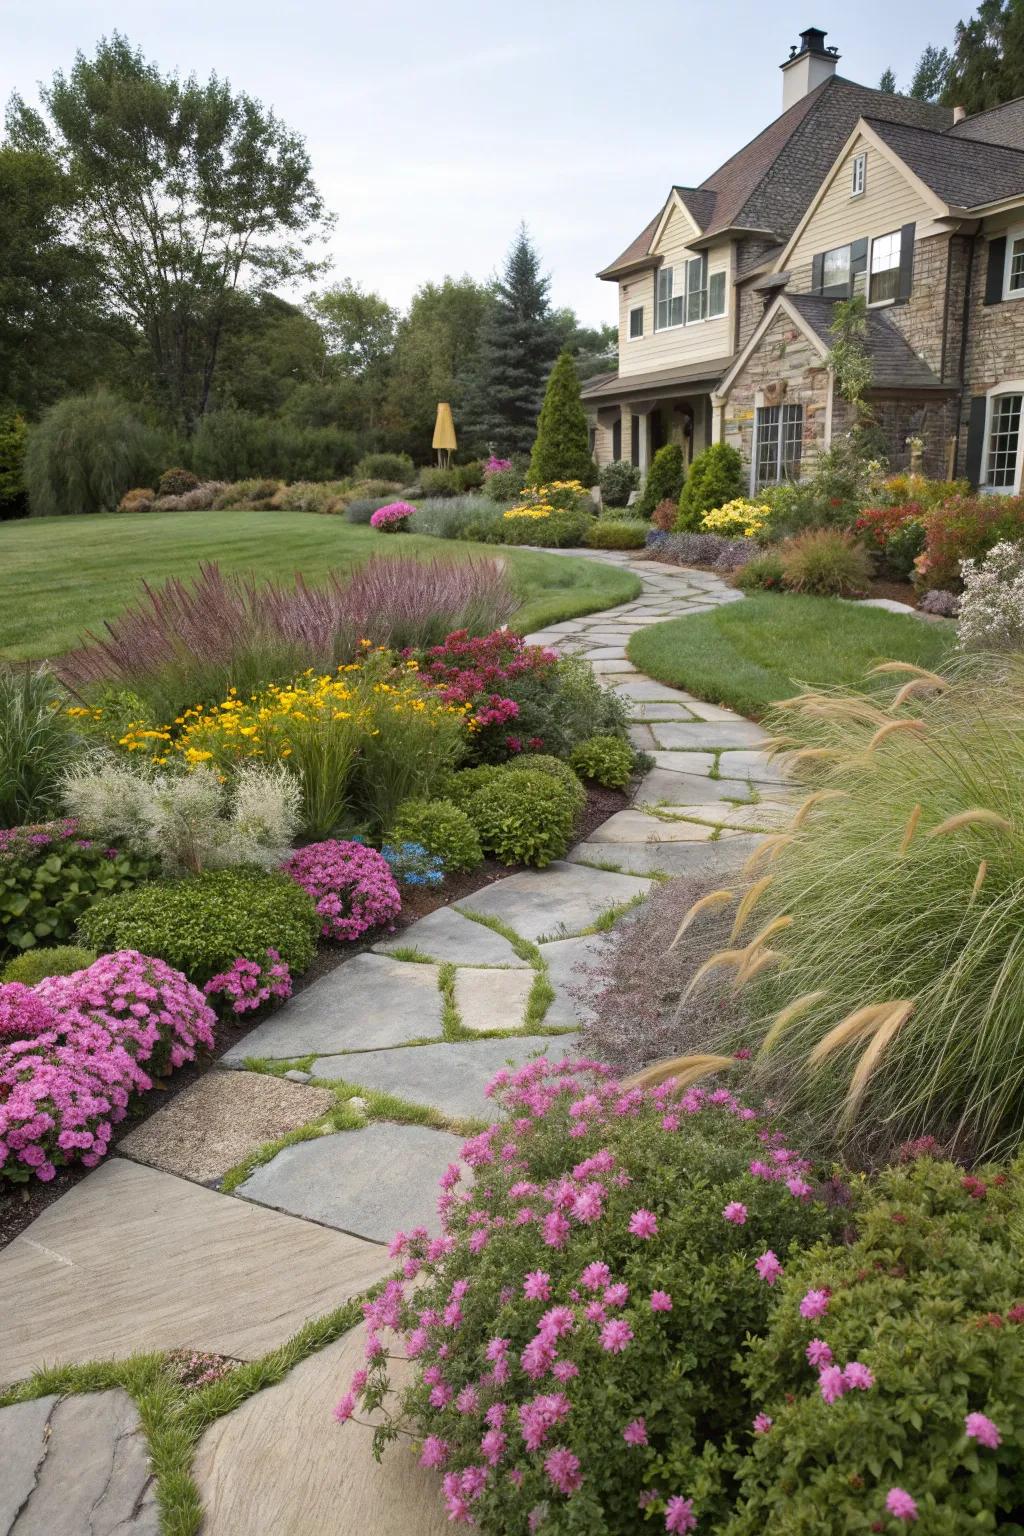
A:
0;781;628;1250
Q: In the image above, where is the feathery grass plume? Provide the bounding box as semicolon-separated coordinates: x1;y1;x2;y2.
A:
898;804;922;855
972;859;988;901
740;915;793;956
629;1053;735;1091
729;875;773;941
867;718;926;752
928;809;1013;839
785;746;844;768
731;948;782;991
668;888;735;951
742;835;794;877
760;735;798;759
797;697;890;727
807;1002;902;1068
790;789;849;830
868;661;949;687
890;676;945;710
681;948;746;1002
758;991;829;1057
841;1002;915;1123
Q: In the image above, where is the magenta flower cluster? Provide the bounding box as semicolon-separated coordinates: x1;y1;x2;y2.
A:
0;953;214;1183
484;456;512;475
369;501;416;531
204;949;292;1014
282;840;401;942
336;1057;825;1530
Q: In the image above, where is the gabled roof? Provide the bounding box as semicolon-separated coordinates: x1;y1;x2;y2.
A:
948;96;1024;151
866;116;1024;210
784;294;945;389
598;76;951;279
580;357;734;401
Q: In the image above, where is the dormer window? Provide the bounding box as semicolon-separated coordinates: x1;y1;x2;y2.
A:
851;152;866;197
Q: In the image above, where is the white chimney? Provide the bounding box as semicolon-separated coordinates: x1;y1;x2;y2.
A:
953;104;967;122
780;27;840;111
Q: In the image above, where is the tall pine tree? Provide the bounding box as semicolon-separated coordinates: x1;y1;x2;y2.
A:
464;225;559;456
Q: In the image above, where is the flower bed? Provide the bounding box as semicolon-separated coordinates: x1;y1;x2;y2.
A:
370;501;416;532
282;840;402;942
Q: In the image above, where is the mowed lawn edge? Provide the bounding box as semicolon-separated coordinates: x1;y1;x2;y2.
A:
626;590;955;720
0;511;641;661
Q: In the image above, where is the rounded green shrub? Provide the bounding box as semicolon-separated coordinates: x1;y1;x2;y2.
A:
355;451;414;483
636;442;686;518
157;467;200;497
2;944;97;984
598;459;640;508
503;753;586;816
437;765;506;809
390;798;483;873
780;529;872;596
498;508;593;547
735;551;786;591
585;518;647;550
25;390;162;517
467;768;579;867
77;868;320;986
569;733;636;788
676;443;744;530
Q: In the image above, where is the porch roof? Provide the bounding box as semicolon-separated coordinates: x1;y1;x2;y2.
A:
580;357;733;404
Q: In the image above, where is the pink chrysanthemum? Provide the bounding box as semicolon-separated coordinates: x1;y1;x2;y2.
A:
799;1288;830;1320
599;1318;634;1353
752;1413;773;1434
965;1411;1001;1448
723;1201;747;1225
755;1250;783;1285
628;1208;658;1239
623;1417;648;1446
650;1290;673;1311
885;1487;919;1522
665;1494;698;1532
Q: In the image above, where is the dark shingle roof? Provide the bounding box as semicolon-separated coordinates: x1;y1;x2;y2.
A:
599;77;951;277
580;358;734;400
948;97;1024;151
866;116;1024;208
784;293;945;389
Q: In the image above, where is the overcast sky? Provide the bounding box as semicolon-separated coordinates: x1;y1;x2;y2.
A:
3;0;970;327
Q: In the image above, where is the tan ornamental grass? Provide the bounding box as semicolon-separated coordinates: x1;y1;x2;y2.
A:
971;860;988;902
630;1053;735;1091
927;809;1013;839
867;719;927;752
842;1002;916;1124
668;888;735;951
790;789;849;830
898;804;922;855
729;875;774;941
868;661;949;688
758;990;829;1057
731;947;782;991
742;834;795;877
890;676;946;710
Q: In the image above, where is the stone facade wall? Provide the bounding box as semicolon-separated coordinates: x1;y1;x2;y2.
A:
884;233;952;379
868;397;961;478
961;232;1024;449
721;310;833;482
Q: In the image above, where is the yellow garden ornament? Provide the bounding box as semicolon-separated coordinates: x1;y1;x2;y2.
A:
432;402;457;468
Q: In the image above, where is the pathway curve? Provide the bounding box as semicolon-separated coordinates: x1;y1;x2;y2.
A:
0;555;786;1534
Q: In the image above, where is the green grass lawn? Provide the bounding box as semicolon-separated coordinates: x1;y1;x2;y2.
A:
627;592;955;719
0;511;640;660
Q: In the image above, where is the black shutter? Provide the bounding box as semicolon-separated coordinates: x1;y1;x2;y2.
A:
811;253;824;295
612;418;622;462
895;223;916;304
985;236;1007;305
964;395;987;487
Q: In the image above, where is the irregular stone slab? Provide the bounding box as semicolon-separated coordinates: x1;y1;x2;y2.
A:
221;954;443;1063
648;749;716;776
674;697;748;721
628;723;658;750
651;720;769;750
610;679;693;703
851;596;932;621
587;809;722;843
0;1396;57;1533
540;932;617;1028
0;1159;390;1382
310;1037;576;1121
666;802;792;831
459;861;651;942
582;646;630;661
374;906;529;967
626;701;697;721
454;967;534;1032
634;768;759;806
718;749;790;785
237;1122;465;1241
194;1329;449;1536
3;1390;159;1536
118;1071;335;1185
589;660;638;676
568;835;763;879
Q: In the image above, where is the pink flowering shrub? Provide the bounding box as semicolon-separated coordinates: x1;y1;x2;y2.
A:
369;501;415;532
337;1059;835;1531
725;1156;1024;1533
0;952;214;1182
204;949;292;1015
282;840;401;942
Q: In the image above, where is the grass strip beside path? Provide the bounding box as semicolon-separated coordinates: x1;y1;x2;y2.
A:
0;511;640;660
627;592;954;720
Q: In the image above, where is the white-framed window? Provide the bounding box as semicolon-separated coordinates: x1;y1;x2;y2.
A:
851;152;866;198
982;384;1024;492
686;256;708;323
1003;228;1024;300
822;244;852;293
655;267;683;330
628;305;644;339
708;269;727;318
753;404;803;491
869;229;902;304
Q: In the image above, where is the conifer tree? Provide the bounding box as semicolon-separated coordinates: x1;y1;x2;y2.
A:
527;350;595;485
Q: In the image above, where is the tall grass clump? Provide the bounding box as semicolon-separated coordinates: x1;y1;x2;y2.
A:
728;655;1024;1159
0;669;81;827
25;391;161;517
59;557;519;720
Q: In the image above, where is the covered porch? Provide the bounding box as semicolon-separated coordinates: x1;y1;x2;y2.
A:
581;359;731;480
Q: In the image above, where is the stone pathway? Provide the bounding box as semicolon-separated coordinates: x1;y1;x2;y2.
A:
0;553;785;1531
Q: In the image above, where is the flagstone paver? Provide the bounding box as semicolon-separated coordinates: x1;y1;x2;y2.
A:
568;834;765;879
539;932;618;1029
373;906;530;966
586;808;737;844
236;1122;467;1242
458;862;653;942
649;720;770;750
452;966;535;1031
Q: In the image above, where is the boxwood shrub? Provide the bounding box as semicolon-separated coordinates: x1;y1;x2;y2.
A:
569;734;636;788
78;868;320;985
2;944;97;984
467;767;580;867
390;798;484;873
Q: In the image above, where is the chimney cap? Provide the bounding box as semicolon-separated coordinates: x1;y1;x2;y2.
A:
783;26;839;65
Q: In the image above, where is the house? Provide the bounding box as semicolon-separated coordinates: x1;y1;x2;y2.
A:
584;26;1024;495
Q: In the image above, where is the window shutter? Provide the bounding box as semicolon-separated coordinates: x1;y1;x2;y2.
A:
985;237;1007;305
811;253;824;295
849;238;869;299
895;223;916;304
964;395;987;487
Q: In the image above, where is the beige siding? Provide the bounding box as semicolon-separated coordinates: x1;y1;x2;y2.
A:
618;206;733;377
786;135;935;291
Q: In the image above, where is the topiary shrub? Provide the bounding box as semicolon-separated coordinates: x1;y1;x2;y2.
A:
339;1063;836;1531
528;351;597;487
25;390;161;517
355;452;415;484
569;734;636;788
725;1154;1024;1535
390;798;484;873
157;467;200;498
585;519;647;550
2;945;97;985
598;460;640;509
676;443;744;530
467;767;580;867
780;529;872;596
636;443;686;518
77;868;320;987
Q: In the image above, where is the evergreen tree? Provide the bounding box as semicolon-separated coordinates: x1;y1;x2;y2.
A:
942;0;1024;112
463;225;560;456
878;67;898;92
910;44;952;99
528;351;595;485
